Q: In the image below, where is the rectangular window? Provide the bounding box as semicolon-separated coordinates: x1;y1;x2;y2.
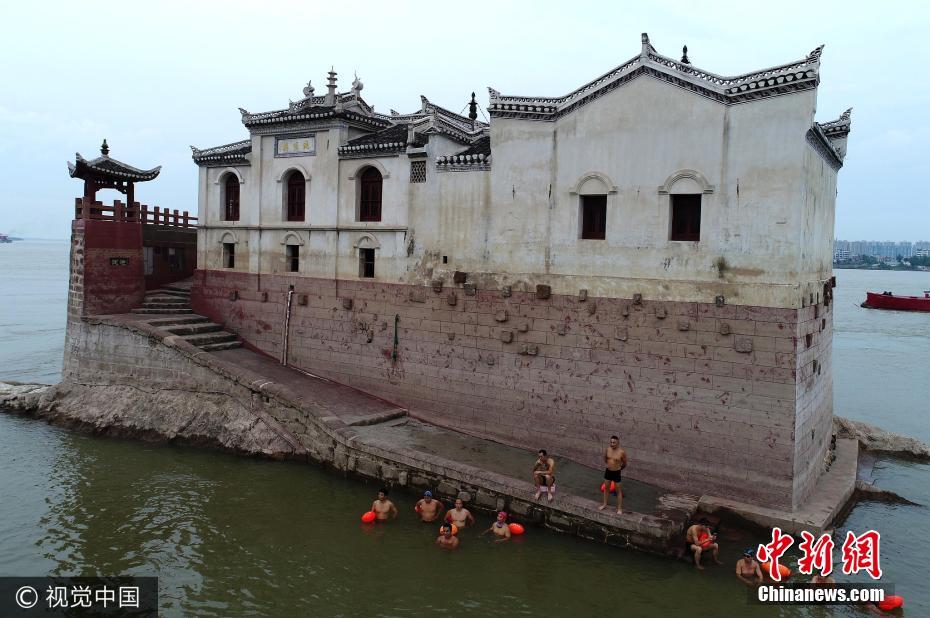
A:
286;244;299;273
359;248;375;278
670;194;701;241
580;195;607;240
410;160;426;183
223;243;235;269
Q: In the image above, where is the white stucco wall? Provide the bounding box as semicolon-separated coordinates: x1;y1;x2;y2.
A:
196;74;842;309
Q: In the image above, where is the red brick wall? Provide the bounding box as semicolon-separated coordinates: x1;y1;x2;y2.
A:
71;219;145;317
192;268;834;510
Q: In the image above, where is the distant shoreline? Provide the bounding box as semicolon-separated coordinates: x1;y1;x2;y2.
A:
834;264;930;272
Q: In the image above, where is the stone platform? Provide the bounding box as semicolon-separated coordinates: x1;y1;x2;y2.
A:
51;312;700;555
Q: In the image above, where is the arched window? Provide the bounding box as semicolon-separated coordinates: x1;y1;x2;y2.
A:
286;171;305;221
359;167;382;222
223;174;240;221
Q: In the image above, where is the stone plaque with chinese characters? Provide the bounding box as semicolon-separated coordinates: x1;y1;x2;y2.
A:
275;134;316;158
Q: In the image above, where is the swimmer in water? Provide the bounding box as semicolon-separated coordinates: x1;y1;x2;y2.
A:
736;548;763;586
371;488;398;521
435;524;459;550
480;511;512;543
415;491;445;523
444;498;475;529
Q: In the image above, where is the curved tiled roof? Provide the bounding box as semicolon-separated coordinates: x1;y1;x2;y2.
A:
436;134;491;170
68;152;161;182
190;140;251;167
489;33;826;121
338;124;428;157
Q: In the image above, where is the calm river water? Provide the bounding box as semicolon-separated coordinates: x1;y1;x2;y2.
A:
1;240;928;617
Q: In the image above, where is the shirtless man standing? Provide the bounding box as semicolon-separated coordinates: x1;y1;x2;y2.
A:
599;435;627;513
533;449;556;502
435;524;459;550
414;491;444;523
686;519;722;570
480;511;512;543
736;548;763;585
371;488;398;521
444;498;475;530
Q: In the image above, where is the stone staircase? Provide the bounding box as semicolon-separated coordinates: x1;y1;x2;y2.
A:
132;282;241;352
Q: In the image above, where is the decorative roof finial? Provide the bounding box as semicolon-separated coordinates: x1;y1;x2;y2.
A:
808;45;825;61
100;139;109;156
351;72;364;96
325;67;338;106
468;92;478;121
641;33;655;56
303;80;315;98
681;45;690;65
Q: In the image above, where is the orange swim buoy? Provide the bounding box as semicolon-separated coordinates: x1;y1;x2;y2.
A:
761;562;791;579
508;523;525;535
439;524;459;536
877;596;904;611
697;532;713;549
361;511;376;523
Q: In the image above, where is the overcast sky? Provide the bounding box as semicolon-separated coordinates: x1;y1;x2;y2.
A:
0;0;927;240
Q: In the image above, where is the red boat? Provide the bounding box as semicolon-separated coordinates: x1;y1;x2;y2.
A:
861;290;930;312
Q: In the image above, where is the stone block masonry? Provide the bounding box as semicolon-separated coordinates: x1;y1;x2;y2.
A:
191;269;835;511
48;315;696;555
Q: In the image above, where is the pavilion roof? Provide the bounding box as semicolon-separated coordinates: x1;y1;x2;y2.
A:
68;141;161;182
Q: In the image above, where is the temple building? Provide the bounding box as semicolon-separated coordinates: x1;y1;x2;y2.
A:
189;34;851;511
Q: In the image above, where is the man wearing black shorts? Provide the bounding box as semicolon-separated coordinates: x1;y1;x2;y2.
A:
599;435;627;513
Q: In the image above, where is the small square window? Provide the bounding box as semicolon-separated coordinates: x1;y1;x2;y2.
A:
410;160;426;183
670;194;701;241
286;244;299;273
580;195;607;240
223;242;235;269
359;248;375;278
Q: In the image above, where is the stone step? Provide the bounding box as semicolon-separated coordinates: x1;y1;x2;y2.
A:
380;417;409;428
163;322;223;336
183;331;239;347
143;296;189;305
145;316;210;327
131;308;195;315
162;283;192;294
198;341;243;352
154;289;191;298
347;409;409;427
143;302;191;310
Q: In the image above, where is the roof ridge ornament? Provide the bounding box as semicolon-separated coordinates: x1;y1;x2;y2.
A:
641;32;656;57
303;80;315;98
351;73;363;97
681;45;690;65
325;67;338;106
100;139;109;156
808;45;825;61
468;92;478;121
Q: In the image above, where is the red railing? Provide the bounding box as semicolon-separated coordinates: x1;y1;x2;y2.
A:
74;198;198;228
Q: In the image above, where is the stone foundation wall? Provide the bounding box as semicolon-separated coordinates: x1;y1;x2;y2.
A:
191;269;835;510
51;317;692;554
